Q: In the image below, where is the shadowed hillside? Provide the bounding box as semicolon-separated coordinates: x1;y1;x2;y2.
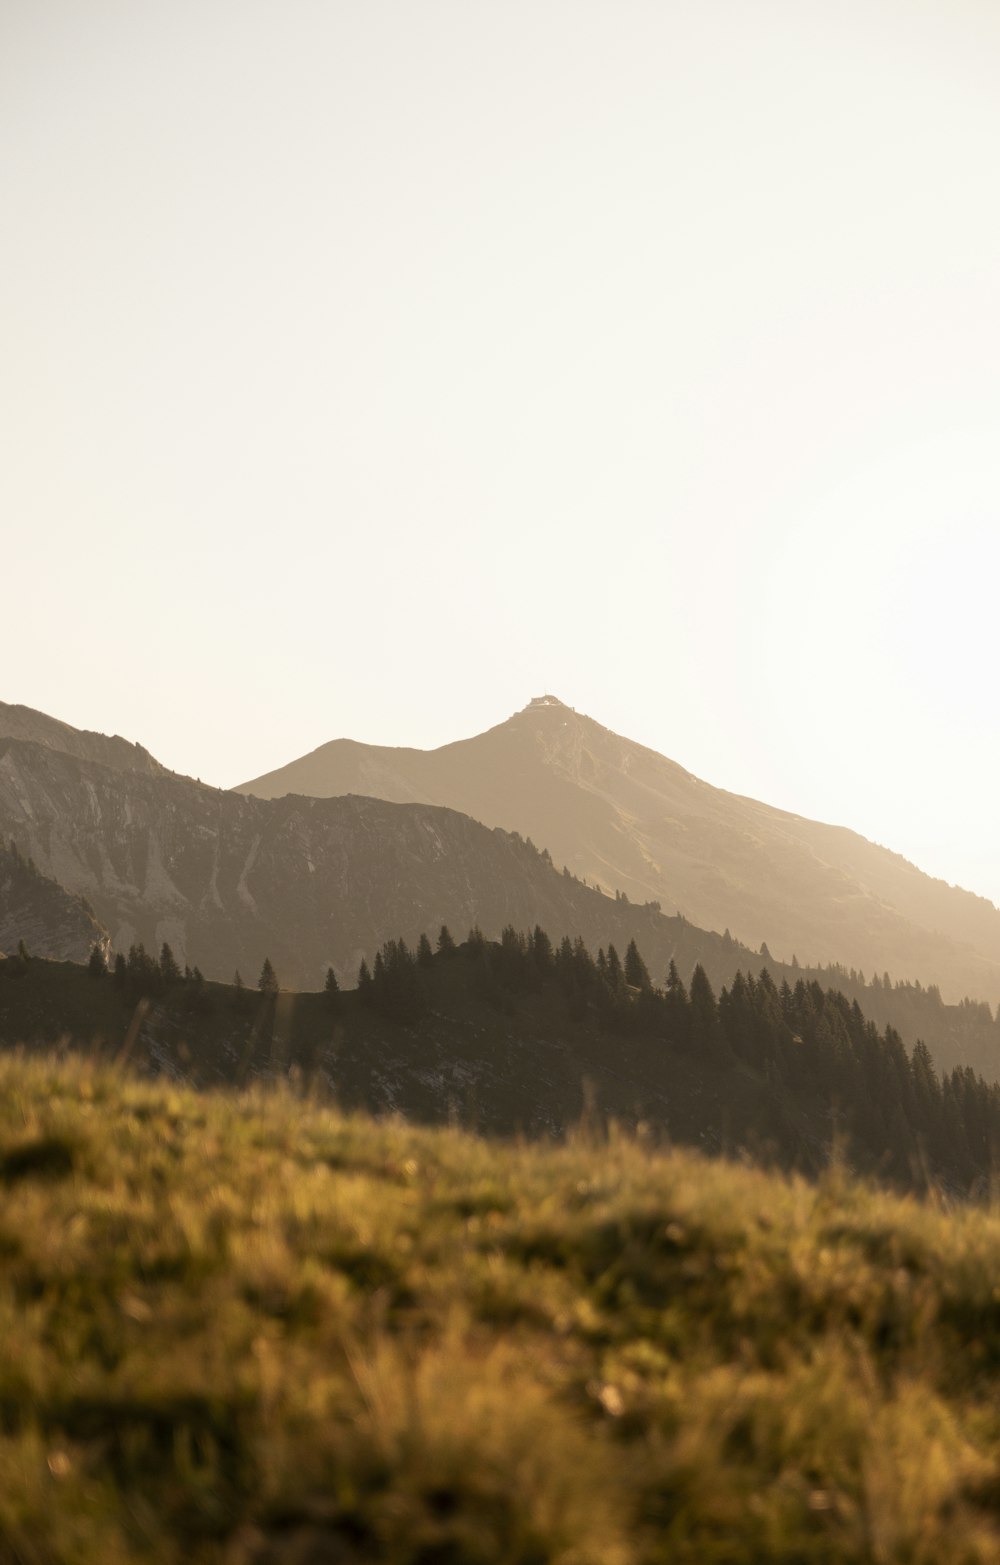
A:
238;696;1000;1006
0;836;108;964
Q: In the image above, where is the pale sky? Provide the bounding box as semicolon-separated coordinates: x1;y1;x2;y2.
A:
3;2;999;907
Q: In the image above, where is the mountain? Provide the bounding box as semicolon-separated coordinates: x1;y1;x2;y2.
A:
238;695;1000;1006
0;699;168;777
1;717;998;1077
0;730;759;993
0;837;108;964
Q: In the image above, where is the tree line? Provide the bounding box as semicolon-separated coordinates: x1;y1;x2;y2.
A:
62;919;1000;1193
354;922;1000;1193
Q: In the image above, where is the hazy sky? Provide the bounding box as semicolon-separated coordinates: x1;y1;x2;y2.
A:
3;2;999;906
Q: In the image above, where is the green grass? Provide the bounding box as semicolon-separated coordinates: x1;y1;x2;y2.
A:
4;1053;1000;1562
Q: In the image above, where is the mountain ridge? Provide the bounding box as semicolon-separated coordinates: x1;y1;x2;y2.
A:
236;696;1000;1006
0;699;169;778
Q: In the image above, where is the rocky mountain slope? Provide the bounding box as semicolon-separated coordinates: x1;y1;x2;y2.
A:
0;700;167;777
0;732;758;994
239;695;1000;1006
0;837;108;964
1;709;998;1076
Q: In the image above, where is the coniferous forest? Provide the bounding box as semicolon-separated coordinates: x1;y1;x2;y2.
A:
354;924;1000;1195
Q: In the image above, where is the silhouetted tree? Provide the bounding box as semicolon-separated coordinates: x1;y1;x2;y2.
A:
324;966;340;1007
160;943;181;985
690;964;726;1060
369;937;426;1021
624;939;651;990
358;957;373;1002
531;925;554;973
258;958;278;996
663;959;690;1048
88;943;106;979
606;944;623;992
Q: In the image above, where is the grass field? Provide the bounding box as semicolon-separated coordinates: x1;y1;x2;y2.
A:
4;1051;1000;1562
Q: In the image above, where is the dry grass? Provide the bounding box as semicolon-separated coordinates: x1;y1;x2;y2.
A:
3;1051;1000;1562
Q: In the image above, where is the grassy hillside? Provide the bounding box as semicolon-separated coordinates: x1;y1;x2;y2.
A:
4;1053;1000;1562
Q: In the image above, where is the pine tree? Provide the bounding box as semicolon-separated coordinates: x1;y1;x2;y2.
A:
417;933;434;967
719;970;755;1061
605;944;623;992
531;925;554;973
358;957;373;1001
88;943;106;978
624;938;651;990
258;958;278;996
114;952;127;987
437;925;457;956
160;943;181;985
324;966;340;1007
663;959;690;1047
689;964;726;1060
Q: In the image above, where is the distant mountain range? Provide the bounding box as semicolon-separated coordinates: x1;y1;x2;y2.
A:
0;724;780;995
1;696;999;1078
238;694;1000;1007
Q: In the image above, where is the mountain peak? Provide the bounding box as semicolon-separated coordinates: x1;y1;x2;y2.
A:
523;694;570;711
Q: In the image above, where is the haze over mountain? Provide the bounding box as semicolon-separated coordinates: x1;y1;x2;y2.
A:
0;723;769;998
3;700;999;1078
239;696;1000;1008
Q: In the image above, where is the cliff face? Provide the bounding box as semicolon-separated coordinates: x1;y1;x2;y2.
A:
238;697;1000;1006
0;838;108;963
